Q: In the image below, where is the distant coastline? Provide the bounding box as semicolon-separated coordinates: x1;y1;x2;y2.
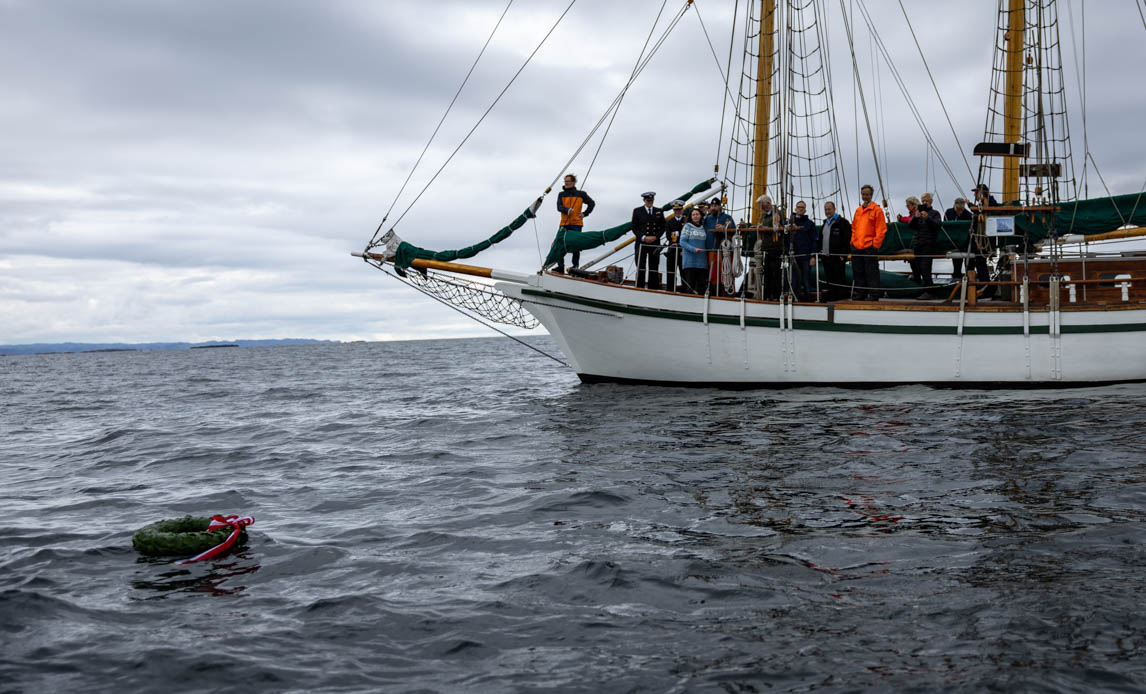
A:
0;339;339;356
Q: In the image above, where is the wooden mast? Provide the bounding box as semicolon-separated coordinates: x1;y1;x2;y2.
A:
1002;0;1025;203
750;0;775;225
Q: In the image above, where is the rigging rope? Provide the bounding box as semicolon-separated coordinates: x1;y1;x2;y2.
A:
853;0;965;197
816;0;850;211
837;0;888;203
896;0;976;184
373;0;514;241
374;0;577;243
1065;0;1088;197
692;0;740;174
583;0;670;186
544;2;691;194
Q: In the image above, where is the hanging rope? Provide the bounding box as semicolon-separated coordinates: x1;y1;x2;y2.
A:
896;0;976;184
853;0;965;196
372;0;514;242
691;0;741;173
837;0;887;203
582;0;670;187
545;1;692;193
373;0;577;244
1065;0;1088;197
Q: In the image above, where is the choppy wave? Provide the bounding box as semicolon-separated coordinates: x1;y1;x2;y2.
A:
2;339;1145;692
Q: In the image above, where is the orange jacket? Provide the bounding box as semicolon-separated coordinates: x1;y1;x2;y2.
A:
851;202;887;250
557;187;595;228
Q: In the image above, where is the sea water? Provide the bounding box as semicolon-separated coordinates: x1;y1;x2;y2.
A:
2;338;1145;692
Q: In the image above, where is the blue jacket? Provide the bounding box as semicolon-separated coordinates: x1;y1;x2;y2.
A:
679;222;709;269
703;212;735;250
790;214;819;257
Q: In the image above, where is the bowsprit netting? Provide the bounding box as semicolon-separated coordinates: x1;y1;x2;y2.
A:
364;257;539;330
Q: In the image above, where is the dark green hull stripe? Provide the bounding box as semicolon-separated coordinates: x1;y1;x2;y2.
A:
521;288;1146;335
578;373;1146;390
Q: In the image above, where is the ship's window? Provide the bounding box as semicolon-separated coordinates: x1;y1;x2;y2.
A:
1097;272;1132;288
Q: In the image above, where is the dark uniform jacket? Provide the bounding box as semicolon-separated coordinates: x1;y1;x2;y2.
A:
664;215;685;245
631;205;666;242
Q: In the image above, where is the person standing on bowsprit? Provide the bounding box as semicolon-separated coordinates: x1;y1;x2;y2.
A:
554;173;595;273
632;191;665;289
662;200;686;292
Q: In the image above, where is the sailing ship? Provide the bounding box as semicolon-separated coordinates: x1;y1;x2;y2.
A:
356;1;1146;387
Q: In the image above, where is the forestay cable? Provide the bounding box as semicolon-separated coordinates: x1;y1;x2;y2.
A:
838;0;887;202
373;0;514;240
543;2;691;193
377;0;577;241
896;0;976;183
582;0;670;186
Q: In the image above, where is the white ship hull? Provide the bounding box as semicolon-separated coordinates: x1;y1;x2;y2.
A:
497;273;1146;387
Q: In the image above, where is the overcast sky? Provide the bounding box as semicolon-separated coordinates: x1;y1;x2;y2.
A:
2;0;1143;344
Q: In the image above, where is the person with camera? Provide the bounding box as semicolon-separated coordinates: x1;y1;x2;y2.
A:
909;192;943;299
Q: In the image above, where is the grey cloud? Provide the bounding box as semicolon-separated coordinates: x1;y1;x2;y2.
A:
0;0;1142;344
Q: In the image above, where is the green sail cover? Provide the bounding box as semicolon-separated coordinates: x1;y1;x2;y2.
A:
392;198;543;269
1028;192;1146;237
543;178;719;267
868;192;1146;255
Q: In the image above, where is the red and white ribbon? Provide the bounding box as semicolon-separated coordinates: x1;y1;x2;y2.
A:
174;514;255;566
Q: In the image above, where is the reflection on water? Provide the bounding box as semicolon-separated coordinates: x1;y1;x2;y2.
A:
2;340;1145;692
131;553;261;598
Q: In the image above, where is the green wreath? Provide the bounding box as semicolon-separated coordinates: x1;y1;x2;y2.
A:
132;516;248;557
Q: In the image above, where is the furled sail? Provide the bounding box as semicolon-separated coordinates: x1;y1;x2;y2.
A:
872;193;1146;254
542;178;718;267
390;198;544;270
